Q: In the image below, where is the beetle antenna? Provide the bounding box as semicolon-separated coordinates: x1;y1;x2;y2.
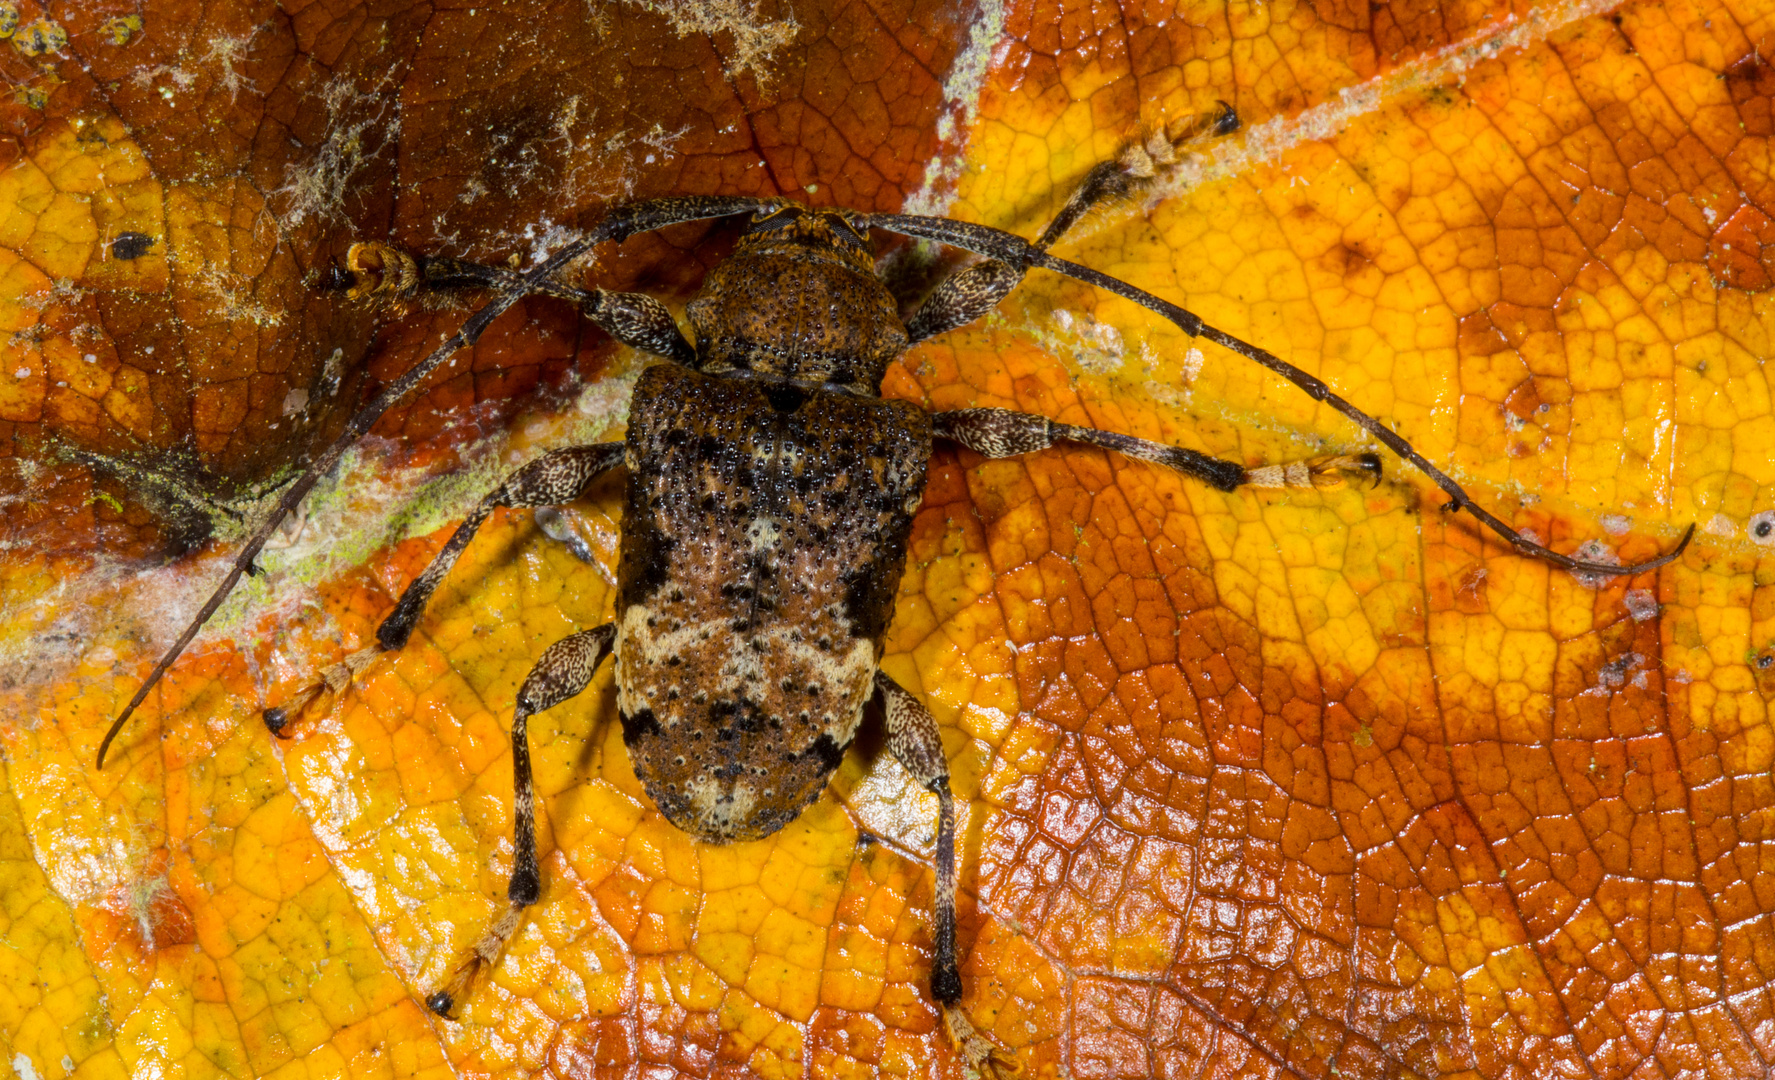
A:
863;210;1695;578
94;237;593;768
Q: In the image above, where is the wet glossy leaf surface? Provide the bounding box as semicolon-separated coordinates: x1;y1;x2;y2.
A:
4;0;1775;1077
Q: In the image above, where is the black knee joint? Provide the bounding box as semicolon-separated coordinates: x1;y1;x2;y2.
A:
377;608;417;652
1205;457;1245;492
509;865;540;907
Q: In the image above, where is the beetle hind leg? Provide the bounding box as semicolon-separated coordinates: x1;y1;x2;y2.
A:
428;623;617;1018
872;671;1019;1078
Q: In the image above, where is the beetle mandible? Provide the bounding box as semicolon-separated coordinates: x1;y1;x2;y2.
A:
96;104;1689;1075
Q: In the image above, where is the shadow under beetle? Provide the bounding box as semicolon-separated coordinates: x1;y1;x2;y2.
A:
97;105;1689;1075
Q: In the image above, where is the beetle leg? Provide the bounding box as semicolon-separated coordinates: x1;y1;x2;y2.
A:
343;246;698;366
872;671;1017;1078
904;103;1239;345
1032;101;1238;252
933;406;1382;493
263;443;625;735
870;208;1697;578
905;259;1023;344
427;623;617;1019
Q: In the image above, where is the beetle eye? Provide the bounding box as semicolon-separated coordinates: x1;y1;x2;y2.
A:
744;208;800;236
830;216;871;253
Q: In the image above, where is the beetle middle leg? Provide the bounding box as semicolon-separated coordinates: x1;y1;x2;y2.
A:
933;407;1382;492
426;623;617;1017
264;442;625;732
871;670;1018;1078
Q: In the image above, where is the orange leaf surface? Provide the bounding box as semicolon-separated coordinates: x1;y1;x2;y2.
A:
3;0;1774;1078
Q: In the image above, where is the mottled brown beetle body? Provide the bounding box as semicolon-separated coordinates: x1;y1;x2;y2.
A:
616;363;930;841
617;208;931;842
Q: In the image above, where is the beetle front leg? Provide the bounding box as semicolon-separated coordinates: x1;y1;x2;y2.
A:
344;245;698;365
872;671;1017;1079
427;623;616;1018
902;103;1240;345
265;443;625;733
933;407;1381;493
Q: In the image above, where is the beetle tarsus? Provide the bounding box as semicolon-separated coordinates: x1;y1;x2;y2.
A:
1244;452;1385;490
943;1006;1021;1079
428;903;529;1018
262;645;381;736
262;705;291;737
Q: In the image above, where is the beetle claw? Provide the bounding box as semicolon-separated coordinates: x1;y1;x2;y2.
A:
1306;452;1384;489
426;955;483;1020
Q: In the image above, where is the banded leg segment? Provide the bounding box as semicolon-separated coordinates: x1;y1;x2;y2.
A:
905;257;1025;345
264;443;625;733
428;623;617;1018
904;103;1239;345
933;407;1381;493
872;671;1015;1078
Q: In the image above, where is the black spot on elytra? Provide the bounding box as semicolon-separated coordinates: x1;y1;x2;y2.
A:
801;733;846;774
842;554;906;639
620;708;661;747
617;468;676;604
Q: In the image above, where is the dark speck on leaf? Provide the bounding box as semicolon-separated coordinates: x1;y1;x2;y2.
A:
111;232;156;260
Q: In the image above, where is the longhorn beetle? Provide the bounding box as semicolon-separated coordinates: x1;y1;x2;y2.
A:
96;106;1690;1075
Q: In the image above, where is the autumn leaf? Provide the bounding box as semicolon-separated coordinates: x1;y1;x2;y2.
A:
3;0;1773;1077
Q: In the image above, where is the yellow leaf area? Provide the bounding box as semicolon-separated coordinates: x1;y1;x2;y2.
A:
6;2;1775;1080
